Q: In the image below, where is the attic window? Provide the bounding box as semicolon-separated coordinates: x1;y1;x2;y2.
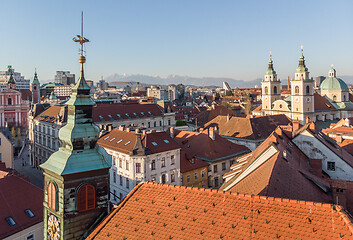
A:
164;140;170;144
108;115;113;118
125;113;130;117
109;138;116;142
116;114;121;118
117;139;122;144
133;113;137;115
152;142;158;146
124;141;131;146
5;217;16;226
24;209;35;218
104;136;110;140
141;112;144;115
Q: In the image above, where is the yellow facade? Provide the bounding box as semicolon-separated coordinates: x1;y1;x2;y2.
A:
182;166;208;188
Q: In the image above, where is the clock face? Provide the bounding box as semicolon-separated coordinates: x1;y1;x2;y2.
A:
295;97;300;103
47;214;60;240
306;97;311;103
264;96;268;101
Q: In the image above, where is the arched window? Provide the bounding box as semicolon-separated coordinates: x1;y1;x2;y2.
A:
306;86;310;95
333;95;337;102
295;86;299;94
48;182;57;211
344;94;347;101
273;86;277;94
264;87;268;94
8;98;11;105
77;184;95;212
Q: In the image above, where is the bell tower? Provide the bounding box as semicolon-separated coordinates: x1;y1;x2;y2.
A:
31;70;40;104
261;52;281;113
40;12;111;240
290;46;314;121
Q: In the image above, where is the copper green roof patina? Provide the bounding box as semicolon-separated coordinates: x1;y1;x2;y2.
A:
266;55;277;76
32;71;40;85
40;46;111;176
296;49;308;73
319;67;349;92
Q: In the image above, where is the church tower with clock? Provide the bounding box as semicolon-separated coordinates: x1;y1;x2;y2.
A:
290;47;314;121
40;13;111;240
261;53;281;113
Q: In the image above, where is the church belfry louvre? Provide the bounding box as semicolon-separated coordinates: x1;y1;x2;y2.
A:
40;13;111;240
253;47;353;123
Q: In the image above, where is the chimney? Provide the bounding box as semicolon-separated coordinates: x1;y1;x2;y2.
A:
170;127;174;138
292;120;300;131
212;104;216;110
309;122;316;132
135;128;140;134
305;116;310;124
199;128;204;133
118;125;124;131
142;130;146;135
336;135;343;144
107;125;113;132
126;128;130;132
227;114;230;122
214;126;219;134
209;127;215;141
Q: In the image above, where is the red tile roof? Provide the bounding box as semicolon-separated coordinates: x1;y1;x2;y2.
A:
92;102;163;122
97;129;180;155
314;93;336;111
179;149;209;173
34;105;64;123
195;105;234;126
204;114;291;140
87;182;353;240
174;129;250;162
0;174;43;239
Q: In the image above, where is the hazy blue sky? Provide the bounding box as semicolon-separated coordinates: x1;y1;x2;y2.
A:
0;0;352;82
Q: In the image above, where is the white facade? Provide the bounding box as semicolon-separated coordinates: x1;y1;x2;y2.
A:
54;84;73;97
0;67;30;90
105;147;181;203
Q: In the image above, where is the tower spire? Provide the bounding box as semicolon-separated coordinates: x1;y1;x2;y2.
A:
266;51;276;76
296;45;308;73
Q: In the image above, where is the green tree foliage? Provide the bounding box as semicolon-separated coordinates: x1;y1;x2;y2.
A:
176;120;187;126
225;90;233;96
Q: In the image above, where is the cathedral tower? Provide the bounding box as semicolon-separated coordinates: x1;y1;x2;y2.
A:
290;47;314;121
31;70;40;104
40;13;111;240
261;53;281;112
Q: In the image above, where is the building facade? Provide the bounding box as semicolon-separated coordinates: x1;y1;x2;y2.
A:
54;71;75;85
0;66;30;90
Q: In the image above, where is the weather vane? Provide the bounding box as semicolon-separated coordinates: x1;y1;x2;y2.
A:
73;11;89;56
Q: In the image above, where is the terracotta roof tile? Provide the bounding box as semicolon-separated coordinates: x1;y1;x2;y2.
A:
0;175;43;239
87;182;353;240
314;93;336;111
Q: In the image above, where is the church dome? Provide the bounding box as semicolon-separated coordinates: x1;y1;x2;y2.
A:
319;67;349;91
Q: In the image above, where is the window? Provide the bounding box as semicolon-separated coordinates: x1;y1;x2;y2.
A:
171;155;175;165
113;171;116;183
48;182;57;211
295;86;299;94
151;176;156;182
161;157;165;168
136;163;141;173
8;98;11;105
327;161;336;171
26;234;34;240
120;176;123;186
187;175;190;183
230;160;235;167
195;172;198;180
148;122;151;128
162;174;166;184
160;121;162;126
120;193;123;200
151;160;156;170
222;162;226;171
126;179;129;189
25;209;35;218
152;142;158;146
306;85;310;95
273;86;277;94
119;159;122;168
168;119;171;125
264;86;268;94
201;170;205;178
113;190;117;201
171;172;175;182
333;95;337;102
214;177;219;187
344;95;347;101
154;121;156;127
77;184;95;212
0;137;2;145
126;161;129;170
5;217;16;226
213;165;218;173
208;176;213;187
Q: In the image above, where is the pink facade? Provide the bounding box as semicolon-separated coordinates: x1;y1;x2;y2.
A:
0;89;30;129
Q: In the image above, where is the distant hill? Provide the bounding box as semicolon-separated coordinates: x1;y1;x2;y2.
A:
105;73;262;88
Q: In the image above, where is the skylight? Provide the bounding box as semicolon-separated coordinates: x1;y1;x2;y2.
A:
124;141;131;146
25;209;35;218
117;139;122;144
116;114;121;118
109;138;116;142
164;140;170;144
152;142;158;146
5;217;16;226
104;136;110;140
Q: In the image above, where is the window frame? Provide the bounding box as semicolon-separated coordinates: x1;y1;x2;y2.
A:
77;184;96;212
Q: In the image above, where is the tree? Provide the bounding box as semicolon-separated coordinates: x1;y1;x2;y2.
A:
215;92;220;101
241;93;253;115
176;120;187;126
11;127;16;140
225;90;233;96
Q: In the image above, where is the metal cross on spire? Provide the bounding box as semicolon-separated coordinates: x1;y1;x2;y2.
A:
73;11;89;56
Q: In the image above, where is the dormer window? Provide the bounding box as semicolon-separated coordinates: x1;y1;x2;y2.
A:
5;217;16;226
25;209;35;218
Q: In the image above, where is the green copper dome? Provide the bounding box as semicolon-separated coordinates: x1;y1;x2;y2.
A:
319;77;349;91
319;67;348;91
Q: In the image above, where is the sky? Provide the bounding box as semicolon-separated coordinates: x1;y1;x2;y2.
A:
0;0;353;83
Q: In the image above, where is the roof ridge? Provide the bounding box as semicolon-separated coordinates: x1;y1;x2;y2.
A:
144;181;339;209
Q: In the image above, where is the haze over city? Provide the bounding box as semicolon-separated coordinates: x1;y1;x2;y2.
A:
1;0;353;83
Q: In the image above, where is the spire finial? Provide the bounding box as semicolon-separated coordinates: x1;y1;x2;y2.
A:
331;64;333;68
301;45;303;53
270;51;272;59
